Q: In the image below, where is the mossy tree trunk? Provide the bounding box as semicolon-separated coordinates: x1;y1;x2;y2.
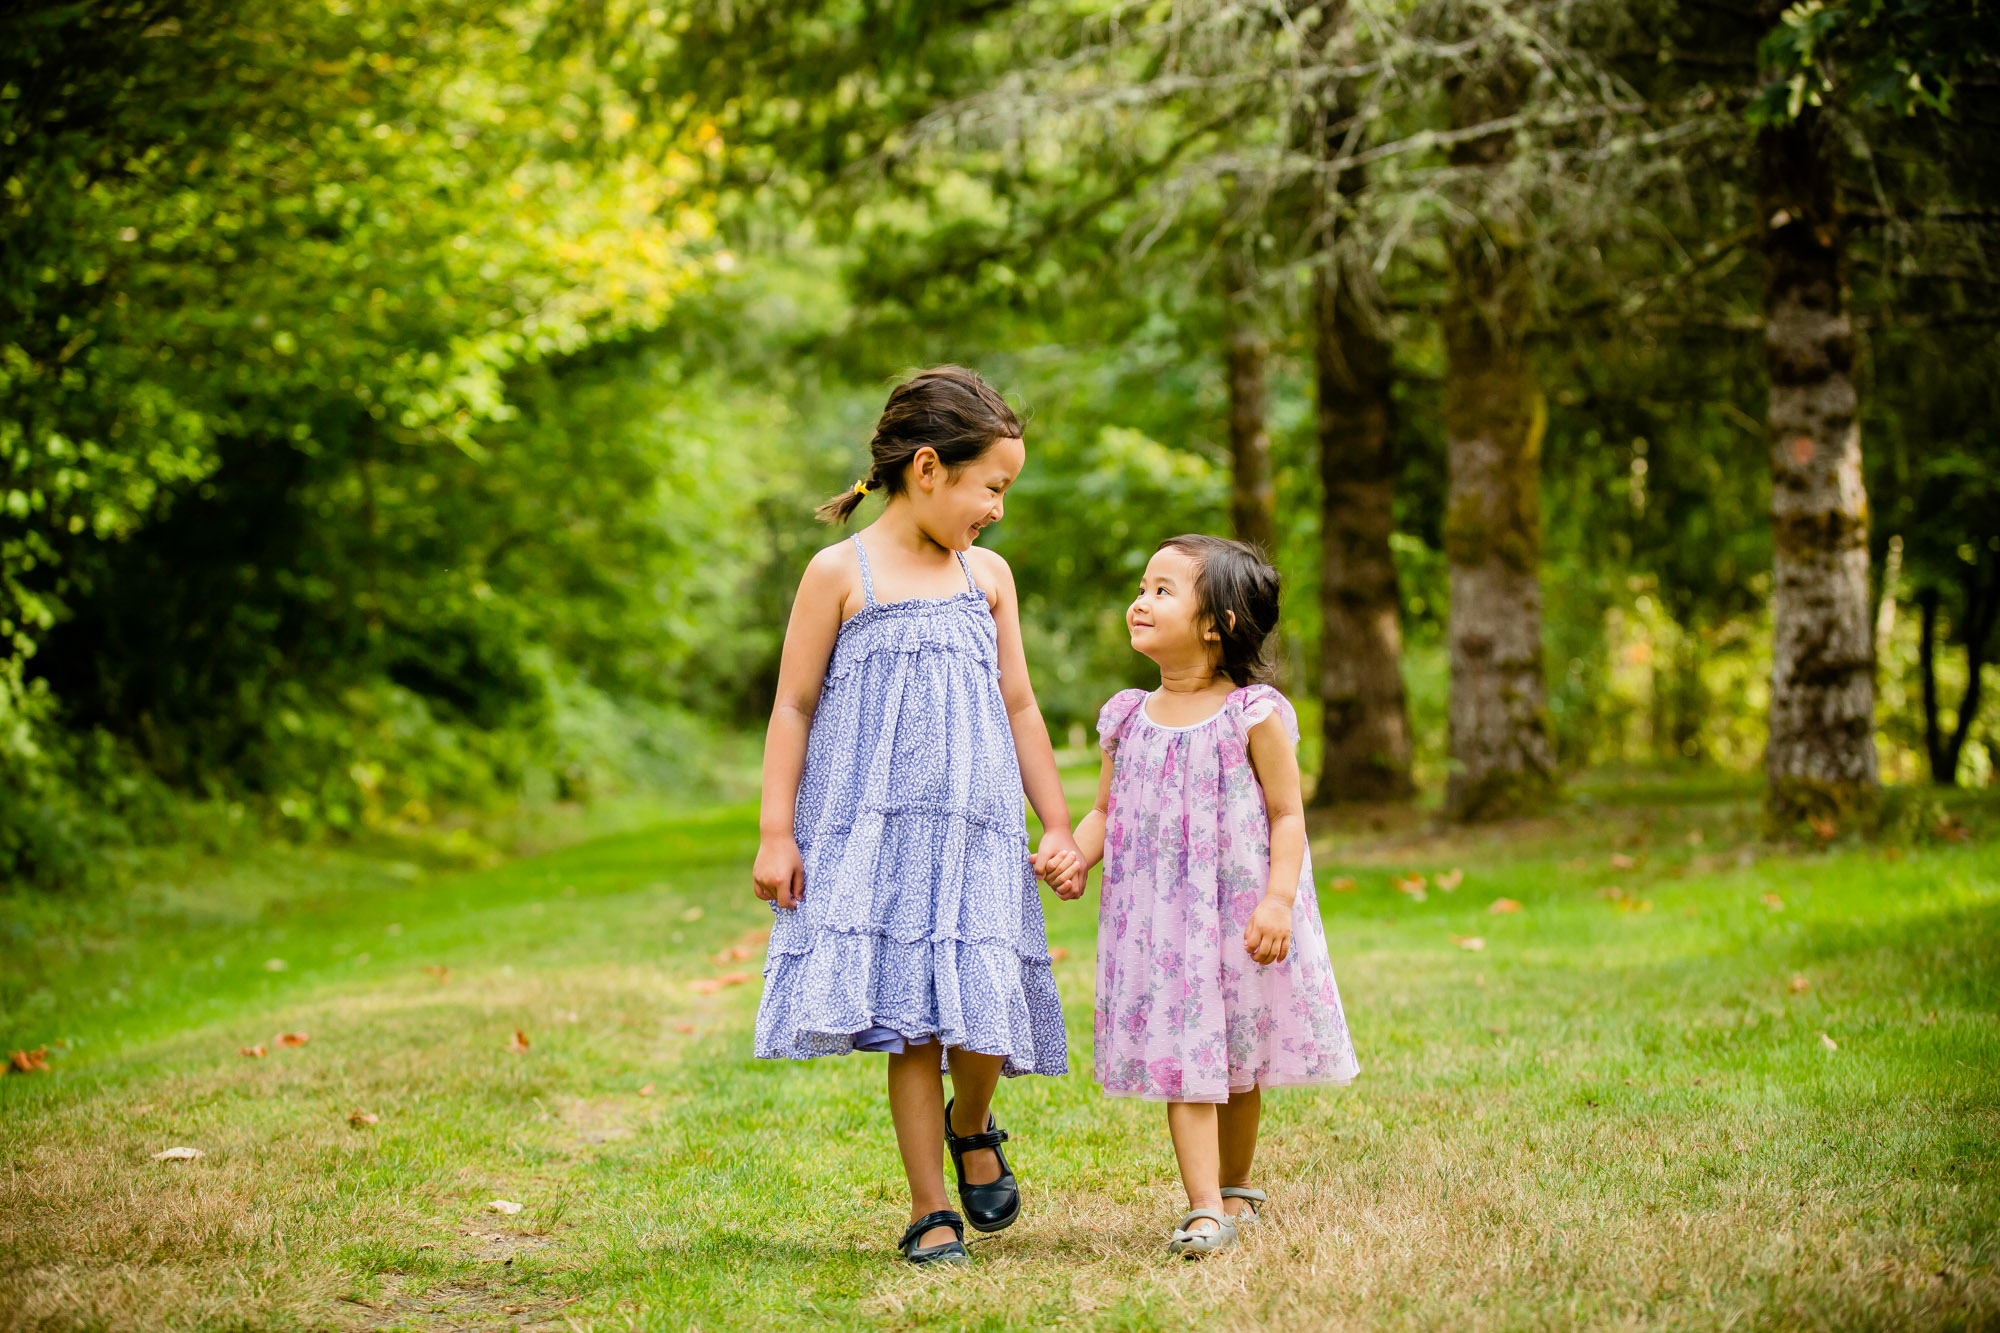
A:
1314;248;1413;802
1759;110;1879;826
1441;62;1558;822
1225;242;1275;554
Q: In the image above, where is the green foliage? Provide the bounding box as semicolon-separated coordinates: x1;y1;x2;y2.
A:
1749;0;1983;125
4;0;1998;882
0;0;729;875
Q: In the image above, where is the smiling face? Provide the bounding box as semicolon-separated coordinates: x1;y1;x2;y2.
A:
910;434;1024;550
1127;545;1220;670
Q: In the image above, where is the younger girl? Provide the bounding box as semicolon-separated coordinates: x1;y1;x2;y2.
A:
1040;535;1359;1255
751;367;1083;1267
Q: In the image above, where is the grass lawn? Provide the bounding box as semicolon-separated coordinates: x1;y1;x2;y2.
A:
2;773;1997;1331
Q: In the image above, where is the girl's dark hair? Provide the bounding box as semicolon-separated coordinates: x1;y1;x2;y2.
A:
1158;534;1281;687
817;366;1023;524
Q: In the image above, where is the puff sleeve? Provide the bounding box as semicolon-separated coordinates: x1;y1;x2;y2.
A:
1230;683;1300;746
1096;688;1149;754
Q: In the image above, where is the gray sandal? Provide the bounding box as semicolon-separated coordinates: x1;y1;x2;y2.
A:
1168;1208;1238;1257
1221;1185;1267;1227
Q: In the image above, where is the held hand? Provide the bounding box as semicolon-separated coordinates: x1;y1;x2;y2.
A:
1030;848;1071;888
1243;895;1293;965
752;835;805;910
1034;831;1089;901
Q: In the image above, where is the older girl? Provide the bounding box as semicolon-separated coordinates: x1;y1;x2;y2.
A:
752;367;1082;1266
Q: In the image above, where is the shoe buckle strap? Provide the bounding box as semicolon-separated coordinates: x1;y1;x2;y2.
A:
951;1127;1009;1151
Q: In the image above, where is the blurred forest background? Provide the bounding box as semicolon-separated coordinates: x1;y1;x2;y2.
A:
2;0;1996;886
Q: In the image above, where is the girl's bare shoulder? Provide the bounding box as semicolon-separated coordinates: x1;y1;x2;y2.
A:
965;545;1014;599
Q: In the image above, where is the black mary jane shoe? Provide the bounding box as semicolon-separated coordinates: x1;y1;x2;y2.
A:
898;1209;970;1266
944;1097;1021;1233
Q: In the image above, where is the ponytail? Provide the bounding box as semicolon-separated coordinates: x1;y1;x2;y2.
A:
816;366;1022;525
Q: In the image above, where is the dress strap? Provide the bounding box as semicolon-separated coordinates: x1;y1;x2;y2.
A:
955;549;979;596
851;534;877;607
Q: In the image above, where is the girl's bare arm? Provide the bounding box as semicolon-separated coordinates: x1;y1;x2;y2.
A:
752;549;848;909
978;549;1082;895
1242;714;1306;964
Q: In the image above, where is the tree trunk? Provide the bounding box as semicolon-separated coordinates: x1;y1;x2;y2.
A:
1441;66;1557;822
1224;244;1274;554
1314;252;1413;803
1759;111;1879;826
1919;560;2000;786
1917;587;1947;783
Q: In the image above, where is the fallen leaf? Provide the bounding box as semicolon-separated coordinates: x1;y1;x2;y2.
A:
1562;857;1589;871
1819;1032;1838;1052
8;1047;50;1074
153;1147;205;1161
1450;934;1487;951
679;906;705;923
239;1045;268;1058
278;1032;309;1048
1436;869;1464;892
417;1242;437;1250
688;972;753;995
1328;876;1358;892
263;958;288;972
1787;973;1811;994
1050;946;1071;962
637;1082;655;1097
424;965;451;984
1618;898;1654;914
1920;1010;1938;1027
506;1029;530;1054
1934;814;1968;843
504;1307;527;1316
742;925;772;945
348;1109;379;1127
1488;898;1522;915
1762;893;1785;911
1809;816;1837;842
1597;886;1626;901
1686;829;1705;846
1610;853;1637;871
709;945;755;963
488;1199;523;1215
1392;874;1427;894
672;1023;696;1034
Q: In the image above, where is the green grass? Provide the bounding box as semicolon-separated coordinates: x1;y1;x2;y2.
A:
2;775;1997;1331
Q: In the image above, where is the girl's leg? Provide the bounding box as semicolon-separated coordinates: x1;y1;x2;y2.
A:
1165;1101;1224;1234
1216;1084;1262;1219
943;1047;1005;1187
886;1046;955;1247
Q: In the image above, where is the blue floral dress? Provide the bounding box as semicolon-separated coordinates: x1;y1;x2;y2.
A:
753;535;1068;1077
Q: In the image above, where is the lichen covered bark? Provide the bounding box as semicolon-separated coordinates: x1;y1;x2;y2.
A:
1225;247;1274;553
1440;63;1556;823
1759;113;1878;828
1314;255;1413;803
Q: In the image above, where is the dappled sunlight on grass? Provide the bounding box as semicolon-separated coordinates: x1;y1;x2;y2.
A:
2;782;1996;1330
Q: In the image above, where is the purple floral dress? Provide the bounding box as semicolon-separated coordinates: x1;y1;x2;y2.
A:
1094;685;1359;1102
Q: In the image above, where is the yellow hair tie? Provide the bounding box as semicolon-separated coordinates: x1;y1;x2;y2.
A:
853;478;872;496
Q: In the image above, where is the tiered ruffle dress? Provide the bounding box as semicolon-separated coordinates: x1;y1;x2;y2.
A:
1094;685;1359;1101
753;536;1068;1077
